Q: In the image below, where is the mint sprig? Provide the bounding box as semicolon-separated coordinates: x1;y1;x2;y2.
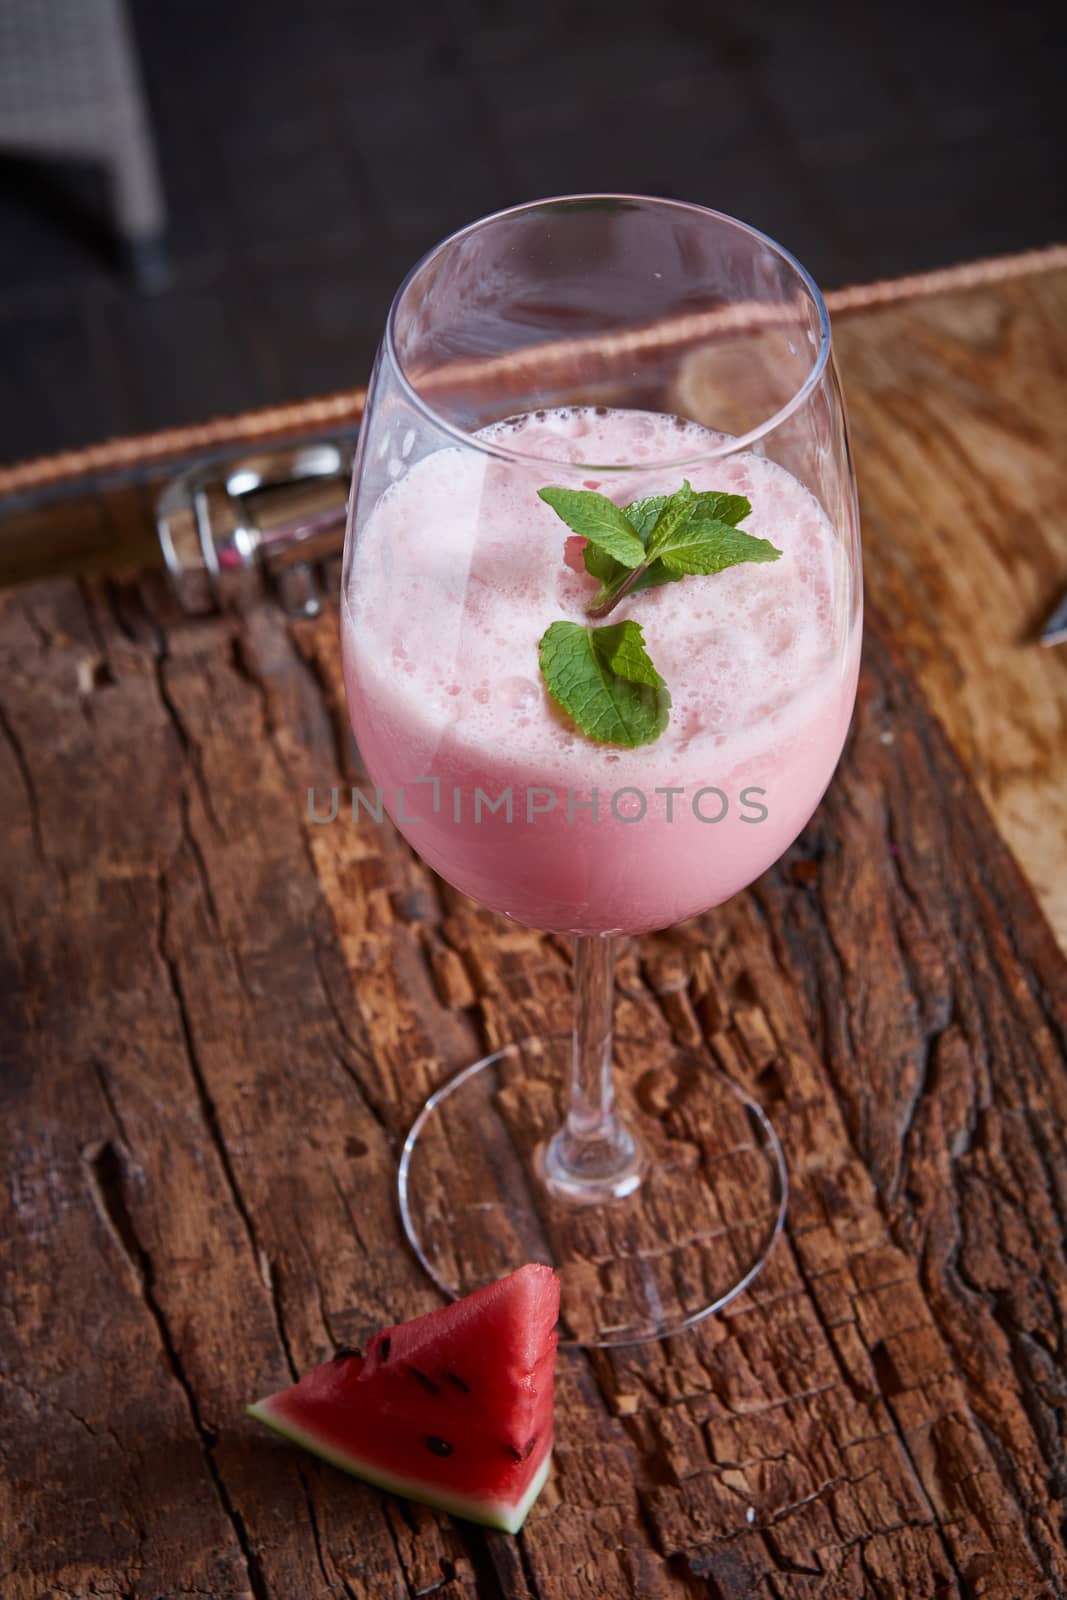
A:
538;620;669;749
541;479;780;617
537;478;782;747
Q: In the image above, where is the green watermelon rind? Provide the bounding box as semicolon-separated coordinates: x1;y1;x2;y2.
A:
246;1399;551;1535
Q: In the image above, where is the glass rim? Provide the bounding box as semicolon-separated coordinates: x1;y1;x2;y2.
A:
382;192;833;472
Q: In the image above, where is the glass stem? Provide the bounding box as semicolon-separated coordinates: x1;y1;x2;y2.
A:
569;934;620;1138
541;935;645;1202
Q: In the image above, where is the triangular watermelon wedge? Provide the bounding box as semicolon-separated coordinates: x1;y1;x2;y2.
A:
248;1264;560;1533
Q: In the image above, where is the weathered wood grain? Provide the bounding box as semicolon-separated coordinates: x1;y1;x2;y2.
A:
1;562;1065;1599
833;269;1067;950
2;259;1066;1599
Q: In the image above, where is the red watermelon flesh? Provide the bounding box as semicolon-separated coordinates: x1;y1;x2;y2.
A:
247;1264;560;1533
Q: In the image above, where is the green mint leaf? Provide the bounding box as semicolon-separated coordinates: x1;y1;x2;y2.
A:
643;478;696;558
538;619;670;748
582;540;622;586
622;493;670;543
594;620;666;688
691;490;751;527
641;482;780;576
649;511;781;576
538;487;646;568
617;490;751;542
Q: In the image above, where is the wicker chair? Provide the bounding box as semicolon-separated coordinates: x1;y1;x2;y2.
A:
0;0;169;287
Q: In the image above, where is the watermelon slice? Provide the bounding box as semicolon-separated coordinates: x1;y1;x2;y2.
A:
247;1264;559;1533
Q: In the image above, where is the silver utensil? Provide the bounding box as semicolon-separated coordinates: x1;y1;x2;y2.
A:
156;436;354;615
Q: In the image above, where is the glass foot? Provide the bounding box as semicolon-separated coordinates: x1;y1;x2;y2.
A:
398;1035;787;1347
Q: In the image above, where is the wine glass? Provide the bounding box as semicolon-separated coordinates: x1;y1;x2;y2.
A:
340;195;861;1347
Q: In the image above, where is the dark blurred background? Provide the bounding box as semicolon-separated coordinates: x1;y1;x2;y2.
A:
0;0;1063;466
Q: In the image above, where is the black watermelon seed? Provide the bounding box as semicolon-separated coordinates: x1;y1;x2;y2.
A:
445;1371;470;1393
332;1346;361;1362
425;1435;453;1457
378;1337;391;1363
407;1366;441;1395
507;1436;537;1463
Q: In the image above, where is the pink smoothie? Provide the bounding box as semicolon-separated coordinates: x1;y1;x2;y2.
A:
342;407;859;934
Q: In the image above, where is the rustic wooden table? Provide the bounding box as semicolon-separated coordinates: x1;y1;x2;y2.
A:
2;254;1066;1600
